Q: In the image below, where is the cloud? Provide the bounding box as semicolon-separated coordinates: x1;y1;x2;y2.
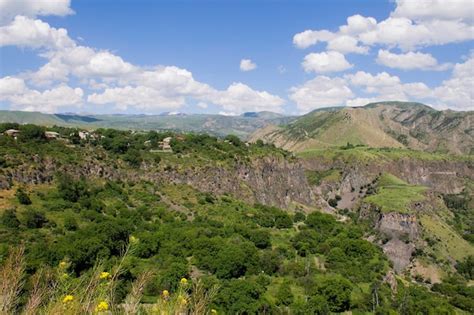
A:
240;59;257;71
289;76;353;112
392;0;474;22
433;55;474;110
87;86;185;111
0;0;73;25
0;15;75;49
327;35;369;54
0;76;83;113
293;1;474;53
302;51;353;73
210;82;285;113
197;102;208;109
293;29;335;49
0;15;285;114
376;49;451;71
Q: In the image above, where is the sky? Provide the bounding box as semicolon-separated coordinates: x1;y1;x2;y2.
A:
0;0;473;115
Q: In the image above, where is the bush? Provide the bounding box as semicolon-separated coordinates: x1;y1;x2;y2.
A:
1;208;20;228
15;188;32;205
64;215;78;231
23;209;48;228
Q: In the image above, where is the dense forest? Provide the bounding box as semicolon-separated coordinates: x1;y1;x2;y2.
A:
0;123;473;314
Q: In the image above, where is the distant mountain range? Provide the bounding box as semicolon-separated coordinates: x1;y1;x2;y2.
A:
0;110;294;138
249;102;473;155
1;102;472;154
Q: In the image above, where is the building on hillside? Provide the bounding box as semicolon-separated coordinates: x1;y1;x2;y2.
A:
78;131;89;140
158;137;173;152
45;131;60;139
4;129;20;138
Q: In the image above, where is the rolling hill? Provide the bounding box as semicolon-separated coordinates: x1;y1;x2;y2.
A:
249;101;474;155
0;110;294;138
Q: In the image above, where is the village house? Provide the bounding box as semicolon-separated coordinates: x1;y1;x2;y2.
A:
157;136;172;152
45;131;60;140
4;129;20;138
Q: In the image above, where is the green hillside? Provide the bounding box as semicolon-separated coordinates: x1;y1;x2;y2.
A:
250;102;474;155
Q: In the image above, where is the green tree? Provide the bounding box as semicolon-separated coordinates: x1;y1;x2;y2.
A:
276;281;294;306
23;209;48;228
1;208;20;228
16;188;32;205
314;275;352;312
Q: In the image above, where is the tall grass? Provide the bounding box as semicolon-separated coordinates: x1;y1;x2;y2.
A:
0;243;218;315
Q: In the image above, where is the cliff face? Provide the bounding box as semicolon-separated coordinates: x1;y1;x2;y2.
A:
0;154;316;209
302;157;473;195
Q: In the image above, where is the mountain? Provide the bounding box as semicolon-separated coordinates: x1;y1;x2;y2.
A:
249;101;474;155
0;110;295;138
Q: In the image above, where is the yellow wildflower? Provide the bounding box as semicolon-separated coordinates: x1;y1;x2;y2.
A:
59;261;67;269
162;290;169;297
180;277;188;285
211;309;217;314
62;295;74;303
99;271;110;280
178;295;187;305
96;301;109;312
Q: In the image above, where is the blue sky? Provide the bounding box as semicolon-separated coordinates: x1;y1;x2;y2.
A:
0;0;473;115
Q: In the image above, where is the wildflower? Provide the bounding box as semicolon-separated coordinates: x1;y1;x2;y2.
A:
62;295;74;303
59;261;67;269
180;277;188;285
211;309;217;314
178;295;187;306
129;235;138;244
96;301;109;312
99;271;110;280
162;290;169;297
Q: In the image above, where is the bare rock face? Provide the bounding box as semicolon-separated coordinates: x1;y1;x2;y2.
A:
153;156;317;209
0;154;317;210
383;239;415;273
377;213;420;240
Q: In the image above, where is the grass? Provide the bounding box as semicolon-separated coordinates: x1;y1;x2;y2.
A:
420;215;474;261
297;147;473;163
304;169;341;186
364;173;427;213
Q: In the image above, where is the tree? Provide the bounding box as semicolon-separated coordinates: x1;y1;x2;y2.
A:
314;275;352;312
64;215;78;231
1;208;20;228
123;149;142;167
276;281;294;306
224;134;242;147
18;124;45;141
57;174;88;202
456;255;474;280
16;188;32;205
305;295;330;314
23;209;48;228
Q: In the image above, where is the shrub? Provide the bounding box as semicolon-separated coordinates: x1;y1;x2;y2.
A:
16;188;32;205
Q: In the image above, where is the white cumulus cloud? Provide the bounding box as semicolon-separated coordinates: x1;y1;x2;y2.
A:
376;49;451;71
0;0;73;25
240;59;257;71
302;51;353;73
289;76;354;112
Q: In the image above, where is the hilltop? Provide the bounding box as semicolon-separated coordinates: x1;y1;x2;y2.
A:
250;101;473;155
0;110;294;139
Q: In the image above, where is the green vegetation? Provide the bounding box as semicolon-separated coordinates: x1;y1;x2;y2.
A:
0;123;472;313
364;173;427;213
298;146;473;163
305;169;341;186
